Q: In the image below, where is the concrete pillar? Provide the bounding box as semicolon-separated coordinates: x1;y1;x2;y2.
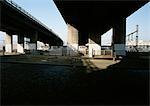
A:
4;33;12;53
112;18;126;57
29;31;38;50
88;33;101;58
17;35;24;53
67;24;79;56
24;37;30;50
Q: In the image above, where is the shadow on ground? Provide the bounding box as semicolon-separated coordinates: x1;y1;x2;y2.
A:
1;52;149;105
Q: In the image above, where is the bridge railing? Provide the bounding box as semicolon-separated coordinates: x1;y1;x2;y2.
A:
4;0;60;39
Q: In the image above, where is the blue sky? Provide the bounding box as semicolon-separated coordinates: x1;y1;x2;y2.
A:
0;0;150;45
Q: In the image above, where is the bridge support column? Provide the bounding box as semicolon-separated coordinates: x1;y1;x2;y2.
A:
67;24;79;56
30;31;38;51
112;18;126;57
4;33;12;53
88;33;101;58
17;35;24;53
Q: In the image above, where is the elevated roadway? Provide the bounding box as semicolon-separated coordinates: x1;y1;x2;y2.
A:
0;0;63;53
54;0;148;57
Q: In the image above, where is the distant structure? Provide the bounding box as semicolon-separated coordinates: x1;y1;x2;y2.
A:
126;25;139;51
126;40;150;52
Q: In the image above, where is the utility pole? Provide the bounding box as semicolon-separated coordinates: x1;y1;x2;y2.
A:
126;25;139;52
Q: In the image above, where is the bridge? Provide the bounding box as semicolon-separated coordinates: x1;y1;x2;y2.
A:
54;0;148;57
0;0;63;53
0;0;149;105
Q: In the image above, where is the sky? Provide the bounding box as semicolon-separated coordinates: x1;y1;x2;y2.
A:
0;0;150;45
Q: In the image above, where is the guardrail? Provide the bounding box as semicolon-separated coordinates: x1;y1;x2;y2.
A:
4;0;60;38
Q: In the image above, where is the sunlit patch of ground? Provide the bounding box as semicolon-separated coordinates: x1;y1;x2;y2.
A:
82;58;119;72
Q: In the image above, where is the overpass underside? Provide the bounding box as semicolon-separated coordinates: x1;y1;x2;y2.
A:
54;0;148;57
0;0;63;54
